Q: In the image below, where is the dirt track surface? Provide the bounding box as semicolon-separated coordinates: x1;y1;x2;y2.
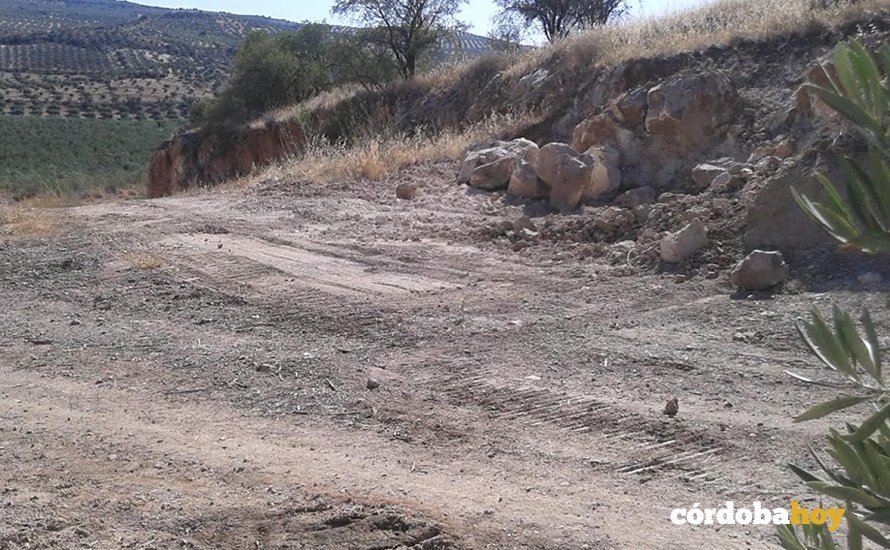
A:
2;165;887;549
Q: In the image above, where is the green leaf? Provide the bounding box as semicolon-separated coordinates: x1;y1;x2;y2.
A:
794;395;874;422
778;524;808;550
819;172;858;226
878;422;890;455
811;446;855;486
869;152;890;224
785;370;847;388
879;44;890;84
792;186;857;245
804;84;881;134
835;43;864;106
834;306;880;381
843;159;886;235
808;308;858;379
865;509;890;526
848;40;882;115
862;309;884;382
845;402;890;443
789;462;823;482
827;430;874;487
807;481;883;508
848;511;864;550
862;440;890;495
848;512;890;548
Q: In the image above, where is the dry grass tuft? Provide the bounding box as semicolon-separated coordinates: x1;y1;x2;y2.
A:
277;113;529;183
125;252;165;270
543;0;888;75
0;205;59;237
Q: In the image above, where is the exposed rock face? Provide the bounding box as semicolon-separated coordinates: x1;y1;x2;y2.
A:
458;139;538;190
644;73;736;153
660;218;709;262
534;143;595;210
147;121;305;198
570;70;738;190
583;145;621;200
729;250;789;289
743;166;835;251
690;163;729;191
508;161;548;198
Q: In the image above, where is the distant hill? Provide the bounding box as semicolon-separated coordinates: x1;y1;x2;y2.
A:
0;0;500;122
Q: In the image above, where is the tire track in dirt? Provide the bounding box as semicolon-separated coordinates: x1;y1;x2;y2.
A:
145;222;741;496
433;363;730;484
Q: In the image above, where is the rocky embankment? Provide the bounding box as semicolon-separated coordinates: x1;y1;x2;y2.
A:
147;17;888;284
147;120;305;198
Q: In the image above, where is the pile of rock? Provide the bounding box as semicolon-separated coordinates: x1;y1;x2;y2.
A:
458;139;621;211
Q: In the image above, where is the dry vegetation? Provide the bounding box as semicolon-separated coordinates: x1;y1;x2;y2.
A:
262;0;887;186
0;205;58;237
124;251;165;270
508;0;888;76
277;113;528;183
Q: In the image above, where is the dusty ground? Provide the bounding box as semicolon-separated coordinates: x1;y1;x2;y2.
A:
2;163;888;549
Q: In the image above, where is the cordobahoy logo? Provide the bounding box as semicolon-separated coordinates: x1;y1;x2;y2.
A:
670;501;846;532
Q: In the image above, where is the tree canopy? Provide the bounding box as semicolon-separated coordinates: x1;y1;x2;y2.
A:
332;0;468;79
493;0;626;43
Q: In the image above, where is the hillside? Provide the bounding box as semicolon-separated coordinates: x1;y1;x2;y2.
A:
0;0;500;121
0;0;499;201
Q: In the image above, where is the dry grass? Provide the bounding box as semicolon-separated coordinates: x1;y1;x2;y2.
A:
125;251;165;270
0;205;58;237
538;0;888;76
275;113;530;183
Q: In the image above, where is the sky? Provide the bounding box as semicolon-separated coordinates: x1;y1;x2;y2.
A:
140;0;712;36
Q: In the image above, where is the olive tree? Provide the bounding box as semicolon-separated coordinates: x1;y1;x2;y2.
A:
493;0;626;43
331;0;467;79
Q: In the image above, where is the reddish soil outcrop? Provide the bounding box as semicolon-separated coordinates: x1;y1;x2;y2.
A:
147;120;305;198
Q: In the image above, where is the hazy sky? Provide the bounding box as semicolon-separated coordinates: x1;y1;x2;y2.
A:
141;0;713;35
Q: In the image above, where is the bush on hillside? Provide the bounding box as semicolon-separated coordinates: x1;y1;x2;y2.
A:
191;24;402;142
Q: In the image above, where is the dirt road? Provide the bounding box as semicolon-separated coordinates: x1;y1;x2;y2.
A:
1;164;885;549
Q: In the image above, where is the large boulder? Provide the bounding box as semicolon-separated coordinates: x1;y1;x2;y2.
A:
508;160;548;198
690;163;729;191
533;143;594;210
660;218;709;262
458;139;538;190
743;168;835;251
583;145;621;201
572;114;620;153
644;72;736;154
469;154;516;190
730;250;789;290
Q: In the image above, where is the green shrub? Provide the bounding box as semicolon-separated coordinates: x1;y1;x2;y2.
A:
779;39;890;549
